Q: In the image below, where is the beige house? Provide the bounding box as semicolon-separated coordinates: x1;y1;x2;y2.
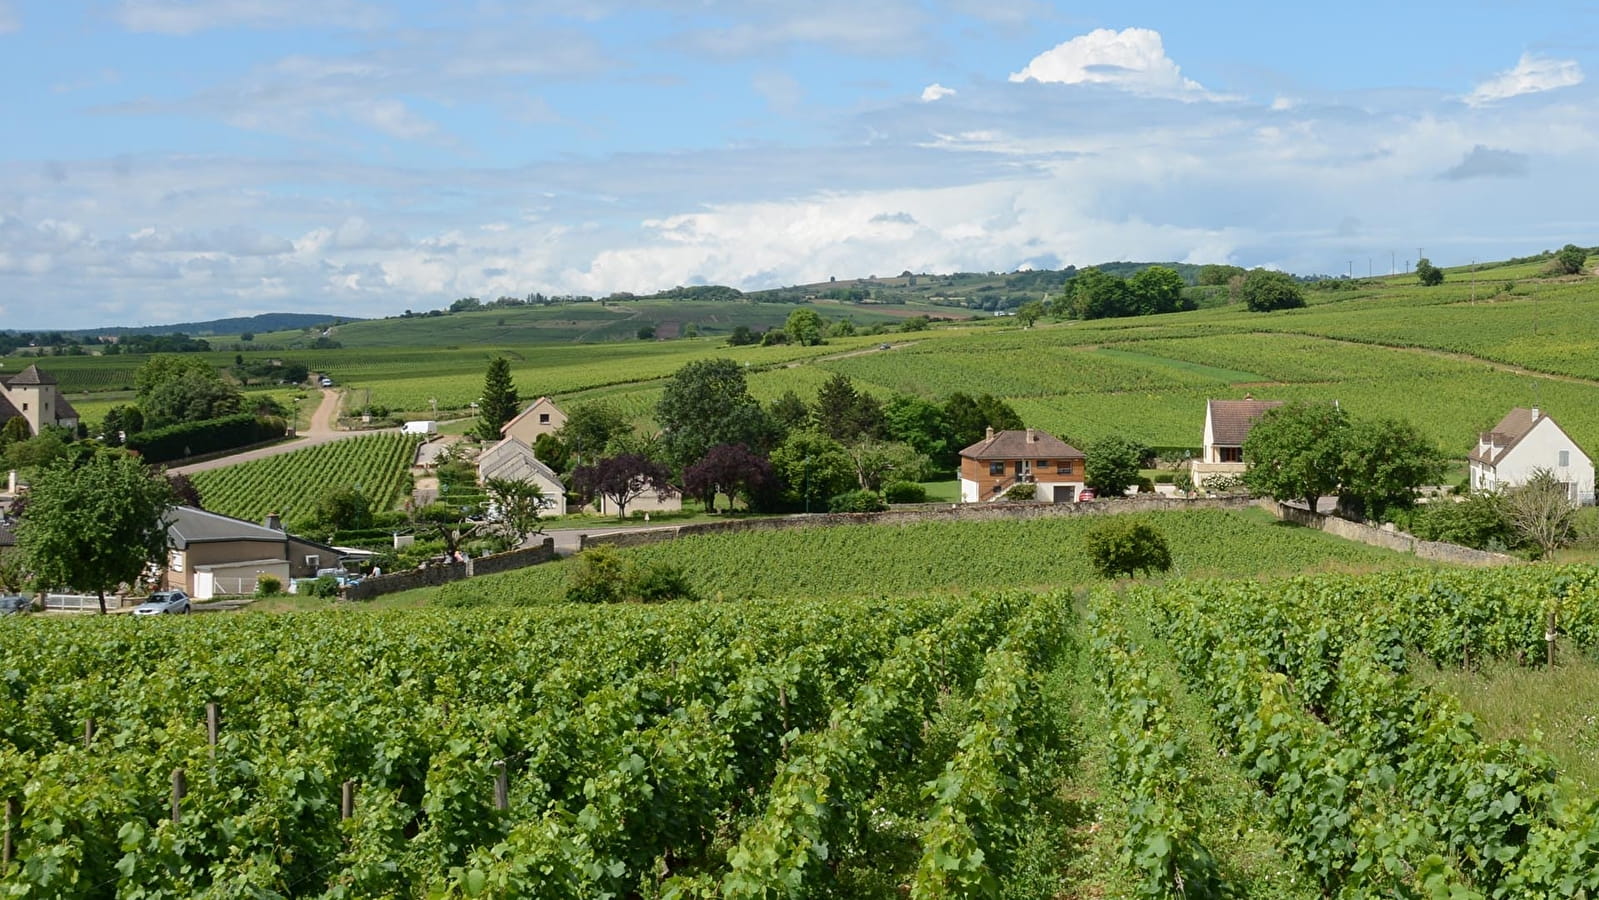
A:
0;365;80;436
1190;398;1283;484
477;436;567;516
501;397;567;445
600;490;682;518
164;506;340;599
957;427;1086;503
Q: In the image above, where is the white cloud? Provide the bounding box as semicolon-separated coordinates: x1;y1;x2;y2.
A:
351;99;438;141
1009;27;1223;101
0;1;18;33
1467;54;1583;106
116;0;383;34
921;83;956;102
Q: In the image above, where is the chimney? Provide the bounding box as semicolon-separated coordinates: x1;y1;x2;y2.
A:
265;513;283;531
1026;428;1036;443
985;426;994;441
1532;407;1541;421
1243;392;1253;401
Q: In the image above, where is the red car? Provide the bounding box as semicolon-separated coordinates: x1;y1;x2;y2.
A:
1077;488;1097;502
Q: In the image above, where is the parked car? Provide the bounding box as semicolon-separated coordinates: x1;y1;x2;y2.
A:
133;590;191;615
319;377;334;387
1077;488;1097;502
0;595;30;616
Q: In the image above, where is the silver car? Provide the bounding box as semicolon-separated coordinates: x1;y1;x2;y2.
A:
133;590;191;615
0;595;29;616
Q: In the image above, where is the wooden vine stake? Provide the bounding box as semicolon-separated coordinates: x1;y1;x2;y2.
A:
2;797;18;867
83;717;96;749
170;769;187;823
341;780;356;820
493;761;510;812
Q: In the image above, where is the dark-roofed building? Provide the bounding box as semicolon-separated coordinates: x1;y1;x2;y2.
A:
959;427;1086;502
476;436;567;516
0;364;80;436
164;506;342;598
1470;407;1594;505
1192;397;1284;483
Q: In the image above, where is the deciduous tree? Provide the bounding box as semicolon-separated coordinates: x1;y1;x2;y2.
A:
557;401;630;466
1242;402;1349;510
16;451;176;614
784;308;825;346
1504;468;1579;557
683;443;772;512
1241;268;1306;312
1552;244;1588;275
1336;418;1447;521
1086;518;1172;578
1128;265;1186;315
769;430;855;511
657;358;773;469
1085;434;1148;497
485;476;548;541
572;453;676;519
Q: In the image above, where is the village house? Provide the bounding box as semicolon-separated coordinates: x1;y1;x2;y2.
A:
1189;397;1283;485
1469;407;1594;505
958;427;1086;503
476;436;567;516
0;364;80;436
164;506;342;599
500;396;567;446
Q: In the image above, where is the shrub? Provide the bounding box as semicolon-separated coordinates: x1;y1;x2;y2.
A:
124;413;286;464
255;575;283;597
1136;477;1156;493
630;563;697;603
566;546;628;604
1085;518;1173;578
882;481;928;504
1002;482;1037;501
302;575;340;598
829;489;887;513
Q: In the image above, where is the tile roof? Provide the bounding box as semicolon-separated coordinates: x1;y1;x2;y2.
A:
0;394;22;427
1469;407;1572;466
1206;399;1285;447
3;365;56;386
959;429;1084;461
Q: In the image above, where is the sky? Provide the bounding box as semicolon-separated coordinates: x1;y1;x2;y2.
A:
2;1;1597;329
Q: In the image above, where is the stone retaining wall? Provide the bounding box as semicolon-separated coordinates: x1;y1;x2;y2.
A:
1266;502;1519;567
342;538;556;600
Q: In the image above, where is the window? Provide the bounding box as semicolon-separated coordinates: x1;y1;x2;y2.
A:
1037;460;1049;468
304;554;320;568
1559;450;1571;468
1219;447;1243;463
989;461;1005;476
20;402;26;411
1058;461;1075;475
539;413;550;424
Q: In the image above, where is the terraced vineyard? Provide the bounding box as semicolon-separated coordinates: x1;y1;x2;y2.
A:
190;433;420;523
0;592;1073;897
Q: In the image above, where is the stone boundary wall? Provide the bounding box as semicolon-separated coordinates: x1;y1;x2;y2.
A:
342;538;556;600
1265;502;1520;567
580;495;1261;551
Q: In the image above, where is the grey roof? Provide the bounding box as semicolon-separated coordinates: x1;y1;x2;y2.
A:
165;505;336;553
3;365;56;386
0;394;22;427
478;436;563;485
959;429;1084;461
1207;399;1284;447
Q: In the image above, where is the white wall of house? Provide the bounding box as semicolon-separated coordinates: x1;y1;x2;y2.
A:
1202;408;1219;463
959;477;979;503
192;559;291;599
1472;417;1595;504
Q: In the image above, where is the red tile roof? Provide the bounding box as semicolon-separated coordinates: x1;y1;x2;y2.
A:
1207;399;1284;447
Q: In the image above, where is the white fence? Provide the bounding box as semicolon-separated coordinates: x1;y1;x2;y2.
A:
43;593;126;611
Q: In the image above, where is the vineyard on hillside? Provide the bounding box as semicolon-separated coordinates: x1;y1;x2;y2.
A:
190;433;420;524
0;593;1074;897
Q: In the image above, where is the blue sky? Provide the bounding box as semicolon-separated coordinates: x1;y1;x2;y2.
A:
1;0;1596;328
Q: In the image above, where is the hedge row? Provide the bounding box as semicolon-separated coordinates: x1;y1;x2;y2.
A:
126;413;287;464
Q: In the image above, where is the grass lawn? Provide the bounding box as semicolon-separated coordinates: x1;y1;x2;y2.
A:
1420;655;1599;791
918;479;960;502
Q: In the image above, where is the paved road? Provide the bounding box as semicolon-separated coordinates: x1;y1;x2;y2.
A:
539;523;679;556
169;389;396;475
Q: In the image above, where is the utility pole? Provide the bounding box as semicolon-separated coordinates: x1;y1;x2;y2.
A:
1391;251;1396;276
1471;260;1476;304
1368;258;1372;277
1348;260;1353;279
